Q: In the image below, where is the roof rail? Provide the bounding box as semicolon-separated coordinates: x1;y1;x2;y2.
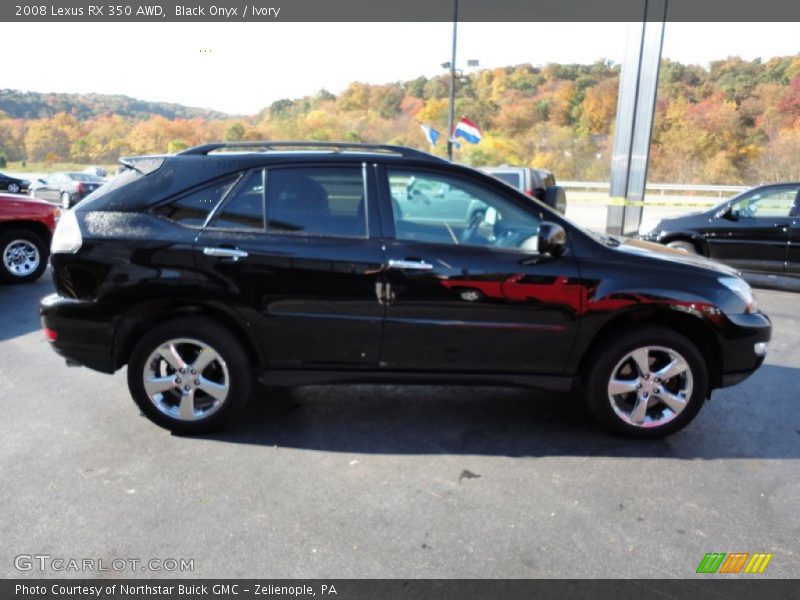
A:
177;141;445;162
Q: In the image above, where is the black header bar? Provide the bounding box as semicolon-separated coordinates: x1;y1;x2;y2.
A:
4;0;800;22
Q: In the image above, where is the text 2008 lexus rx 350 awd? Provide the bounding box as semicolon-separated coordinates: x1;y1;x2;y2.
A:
40;142;771;438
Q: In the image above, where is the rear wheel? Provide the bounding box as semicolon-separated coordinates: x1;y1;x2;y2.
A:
127;317;253;434
0;229;48;283
584;327;708;438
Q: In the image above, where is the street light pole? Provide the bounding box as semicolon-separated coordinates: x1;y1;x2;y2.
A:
446;0;459;161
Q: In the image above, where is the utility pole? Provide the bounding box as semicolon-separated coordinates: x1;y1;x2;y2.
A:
446;0;459;161
606;1;667;235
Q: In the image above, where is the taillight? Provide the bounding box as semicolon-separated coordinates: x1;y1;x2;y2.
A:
51;209;83;254
76;182;85;194
43;327;58;342
525;189;534;196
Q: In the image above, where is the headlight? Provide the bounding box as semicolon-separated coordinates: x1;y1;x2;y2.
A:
51;209;83;254
718;276;757;313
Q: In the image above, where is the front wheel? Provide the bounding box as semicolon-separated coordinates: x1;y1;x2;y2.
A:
0;229;48;283
584;327;708;438
127;317;253;434
666;239;697;254
7;183;20;194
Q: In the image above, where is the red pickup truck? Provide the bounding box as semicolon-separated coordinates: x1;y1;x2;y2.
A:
0;193;58;283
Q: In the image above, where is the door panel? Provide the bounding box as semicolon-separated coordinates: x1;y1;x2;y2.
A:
379;167;580;374
705;186;797;273
196;164;386;369
381;240;581;373
197;232;385;367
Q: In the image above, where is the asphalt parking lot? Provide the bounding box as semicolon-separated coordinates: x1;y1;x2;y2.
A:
1;272;798;579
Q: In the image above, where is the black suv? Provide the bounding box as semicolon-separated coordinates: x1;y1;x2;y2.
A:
41;142;771;438
640;183;800;281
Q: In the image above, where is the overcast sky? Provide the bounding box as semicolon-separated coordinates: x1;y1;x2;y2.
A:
5;22;799;114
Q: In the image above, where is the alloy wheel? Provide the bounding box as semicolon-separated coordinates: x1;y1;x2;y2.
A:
607;345;694;428
142;338;230;421
666;240;696;254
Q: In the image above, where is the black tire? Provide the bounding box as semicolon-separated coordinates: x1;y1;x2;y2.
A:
127;316;253;434
583;327;708;439
7;183;20;194
0;228;49;284
543;186;567;214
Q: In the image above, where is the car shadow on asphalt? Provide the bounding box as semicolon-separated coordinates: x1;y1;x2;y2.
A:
200;364;800;459
0;270;53;342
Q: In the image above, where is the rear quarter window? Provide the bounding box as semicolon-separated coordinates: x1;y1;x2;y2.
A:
154;176;238;227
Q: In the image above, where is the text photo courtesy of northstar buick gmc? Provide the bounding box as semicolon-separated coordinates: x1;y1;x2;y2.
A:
40;142;771;438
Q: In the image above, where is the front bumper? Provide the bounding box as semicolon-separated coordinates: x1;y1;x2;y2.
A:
40;293;120;374
717;311;771;388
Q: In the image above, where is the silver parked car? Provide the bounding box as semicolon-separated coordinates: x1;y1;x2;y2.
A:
33;172;105;208
481;166;567;214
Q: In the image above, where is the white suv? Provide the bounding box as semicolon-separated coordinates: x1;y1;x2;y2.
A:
481;166;566;213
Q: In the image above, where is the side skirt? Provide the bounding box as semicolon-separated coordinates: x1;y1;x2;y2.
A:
258;369;574;392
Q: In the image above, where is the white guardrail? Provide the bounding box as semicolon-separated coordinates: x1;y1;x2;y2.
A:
560;181;749;197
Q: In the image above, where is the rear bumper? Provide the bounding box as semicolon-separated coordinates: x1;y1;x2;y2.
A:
717;311;771;388
40;293;119;374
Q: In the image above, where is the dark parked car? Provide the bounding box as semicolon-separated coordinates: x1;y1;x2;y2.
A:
0;172;30;195
0;193;57;283
33;172;105;208
481;166;567;213
41;142;770;438
640;183;800;279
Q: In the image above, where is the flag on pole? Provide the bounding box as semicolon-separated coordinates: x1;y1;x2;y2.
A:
419;123;440;148
453;116;483;144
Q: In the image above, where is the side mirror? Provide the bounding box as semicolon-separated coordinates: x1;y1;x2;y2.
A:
718;205;738;221
538;222;567;257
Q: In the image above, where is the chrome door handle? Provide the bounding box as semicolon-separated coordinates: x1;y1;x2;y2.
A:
203;247;249;261
387;259;434;271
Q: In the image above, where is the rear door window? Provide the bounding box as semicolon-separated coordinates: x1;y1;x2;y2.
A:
265;166;367;238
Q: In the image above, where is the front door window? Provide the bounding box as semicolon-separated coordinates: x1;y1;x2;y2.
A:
731;187;798;218
388;169;541;252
